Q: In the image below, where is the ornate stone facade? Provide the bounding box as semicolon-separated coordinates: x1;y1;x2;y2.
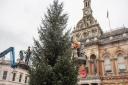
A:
72;0;128;85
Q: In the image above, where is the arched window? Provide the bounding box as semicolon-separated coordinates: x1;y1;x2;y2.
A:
86;2;88;7
117;54;126;72
90;54;97;75
104;56;112;72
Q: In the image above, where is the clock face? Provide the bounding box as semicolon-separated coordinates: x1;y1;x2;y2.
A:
85;10;89;14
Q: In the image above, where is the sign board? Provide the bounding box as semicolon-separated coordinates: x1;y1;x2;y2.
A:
80;69;87;78
79;64;87;78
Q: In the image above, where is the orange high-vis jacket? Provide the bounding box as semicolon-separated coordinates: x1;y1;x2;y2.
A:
71;42;80;49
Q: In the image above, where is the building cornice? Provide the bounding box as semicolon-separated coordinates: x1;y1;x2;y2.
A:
72;24;100;33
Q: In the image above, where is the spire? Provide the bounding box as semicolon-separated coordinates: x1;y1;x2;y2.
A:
83;0;92;16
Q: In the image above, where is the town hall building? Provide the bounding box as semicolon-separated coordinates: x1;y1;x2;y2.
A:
72;0;128;85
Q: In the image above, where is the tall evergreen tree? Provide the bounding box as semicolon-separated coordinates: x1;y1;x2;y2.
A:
29;0;78;85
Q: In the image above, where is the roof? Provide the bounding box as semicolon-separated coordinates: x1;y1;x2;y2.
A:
83;27;128;46
101;27;128;39
0;60;29;70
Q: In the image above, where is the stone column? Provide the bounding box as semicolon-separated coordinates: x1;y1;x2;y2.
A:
88;60;91;75
112;58;117;75
89;61;93;75
125;55;128;71
111;57;115;75
96;59;99;75
99;60;103;76
114;58;118;75
101;60;104;76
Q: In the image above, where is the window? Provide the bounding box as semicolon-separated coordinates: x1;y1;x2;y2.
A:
104;56;112;72
12;73;16;81
25;76;28;83
90;54;97;75
19;74;22;82
86;2;88;7
117;54;126;72
3;71;8;80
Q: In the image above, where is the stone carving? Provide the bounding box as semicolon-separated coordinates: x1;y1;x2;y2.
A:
76;33;80;39
83;31;89;38
92;29;97;33
76;19;85;30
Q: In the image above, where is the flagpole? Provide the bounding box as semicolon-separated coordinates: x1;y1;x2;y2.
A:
108;17;112;32
107;10;112;32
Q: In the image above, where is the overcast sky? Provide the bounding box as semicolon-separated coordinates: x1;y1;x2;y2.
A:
0;0;128;59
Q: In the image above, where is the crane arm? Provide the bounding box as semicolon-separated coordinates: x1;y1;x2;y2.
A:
0;47;13;57
0;47;16;68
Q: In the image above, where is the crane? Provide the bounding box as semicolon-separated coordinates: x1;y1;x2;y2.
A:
0;47;16;68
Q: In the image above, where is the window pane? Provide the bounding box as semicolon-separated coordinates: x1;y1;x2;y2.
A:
104;58;110;65
19;74;22;82
118;56;124;63
117;54;126;71
119;64;126;70
105;65;111;71
25;76;27;83
12;73;16;81
3;71;8;80
104;57;112;72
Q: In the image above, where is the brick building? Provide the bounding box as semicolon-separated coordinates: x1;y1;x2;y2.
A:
72;0;128;85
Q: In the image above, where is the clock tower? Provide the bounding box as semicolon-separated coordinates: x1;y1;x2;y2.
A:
72;0;102;41
83;0;92;16
72;0;102;84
